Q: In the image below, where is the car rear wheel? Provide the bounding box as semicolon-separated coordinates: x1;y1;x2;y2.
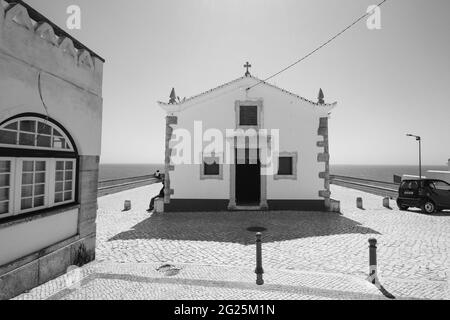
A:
396;200;409;211
421;200;436;214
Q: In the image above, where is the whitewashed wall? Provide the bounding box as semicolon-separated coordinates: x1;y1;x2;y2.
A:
169;77;330;200
0;208;78;266
0;10;103;156
0;5;103;270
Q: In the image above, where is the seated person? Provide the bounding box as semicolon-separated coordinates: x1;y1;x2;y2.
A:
148;182;164;211
154;170;162;180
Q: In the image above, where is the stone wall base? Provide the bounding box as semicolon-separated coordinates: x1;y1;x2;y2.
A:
164;199;326;212
0;234;95;300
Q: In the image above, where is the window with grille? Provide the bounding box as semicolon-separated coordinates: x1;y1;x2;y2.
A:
0;116;77;219
0;158;76;217
54;160;75;204
20;159;47;212
239;106;258;126
0;159;13;216
0;118;74;151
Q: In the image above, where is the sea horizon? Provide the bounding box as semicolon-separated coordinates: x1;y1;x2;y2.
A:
98;163;450;183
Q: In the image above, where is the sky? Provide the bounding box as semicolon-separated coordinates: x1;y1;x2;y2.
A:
26;0;450;165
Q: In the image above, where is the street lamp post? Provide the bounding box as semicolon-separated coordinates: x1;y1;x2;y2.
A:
406;134;422;180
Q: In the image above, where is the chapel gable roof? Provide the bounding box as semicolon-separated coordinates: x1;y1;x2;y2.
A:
157;75;337;111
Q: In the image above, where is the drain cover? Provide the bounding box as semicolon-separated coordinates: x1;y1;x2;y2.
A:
246;226;267;232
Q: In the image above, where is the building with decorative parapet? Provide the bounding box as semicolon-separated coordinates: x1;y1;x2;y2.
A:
157;66;337;213
0;0;104;299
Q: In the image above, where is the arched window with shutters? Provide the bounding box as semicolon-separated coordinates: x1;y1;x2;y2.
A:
0;115;78;219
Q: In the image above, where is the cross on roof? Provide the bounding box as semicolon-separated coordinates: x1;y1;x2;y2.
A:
244;61;252;77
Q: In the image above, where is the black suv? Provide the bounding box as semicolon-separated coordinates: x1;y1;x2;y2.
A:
397;179;450;214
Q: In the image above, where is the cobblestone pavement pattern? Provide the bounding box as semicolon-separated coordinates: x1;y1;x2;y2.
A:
15;184;450;300
15;262;386;300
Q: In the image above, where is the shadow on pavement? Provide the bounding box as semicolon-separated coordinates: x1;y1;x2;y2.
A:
47;272;386;300
108;211;380;245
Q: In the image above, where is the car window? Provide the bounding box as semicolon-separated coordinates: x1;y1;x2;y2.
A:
428;182;436;189
400;181;408;189
409;181;419;190
434;181;450;191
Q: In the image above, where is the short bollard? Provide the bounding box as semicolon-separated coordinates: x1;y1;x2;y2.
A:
255;232;264;285
123;200;131;211
367;238;378;285
357;197;363;209
383;197;390;209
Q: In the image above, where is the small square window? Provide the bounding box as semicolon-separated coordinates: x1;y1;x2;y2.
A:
200;156;223;180
274;152;298;180
204;162;220;176
278;157;293;175
239;106;258;126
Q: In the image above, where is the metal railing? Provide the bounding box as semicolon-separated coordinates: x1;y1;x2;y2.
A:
97;175;162;197
96;173;400;199
330;175;399;199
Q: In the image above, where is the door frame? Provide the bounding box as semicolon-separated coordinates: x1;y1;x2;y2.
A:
228;146;267;211
228;99;268;210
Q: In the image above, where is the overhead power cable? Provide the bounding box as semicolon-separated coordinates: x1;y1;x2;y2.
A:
246;0;388;91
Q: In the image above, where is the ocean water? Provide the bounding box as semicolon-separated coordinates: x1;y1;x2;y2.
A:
99;164;450;183
99;164;164;181
331;165;450;183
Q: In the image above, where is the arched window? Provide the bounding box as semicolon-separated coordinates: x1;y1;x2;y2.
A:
0;115;77;219
0;117;74;151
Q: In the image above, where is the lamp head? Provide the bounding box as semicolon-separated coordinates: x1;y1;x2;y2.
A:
406;134;421;140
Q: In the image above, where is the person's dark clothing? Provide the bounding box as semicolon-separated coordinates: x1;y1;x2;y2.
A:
149;186;165;211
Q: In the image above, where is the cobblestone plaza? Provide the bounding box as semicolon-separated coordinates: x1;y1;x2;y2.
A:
16;184;450;300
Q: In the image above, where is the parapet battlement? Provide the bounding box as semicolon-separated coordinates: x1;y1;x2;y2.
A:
0;0;104;95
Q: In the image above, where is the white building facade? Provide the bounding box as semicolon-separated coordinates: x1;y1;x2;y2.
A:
0;1;104;299
158;73;336;212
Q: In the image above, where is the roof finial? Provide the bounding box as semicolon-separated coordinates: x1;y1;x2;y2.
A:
318;88;325;104
244;61;252;77
169;88;177;104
